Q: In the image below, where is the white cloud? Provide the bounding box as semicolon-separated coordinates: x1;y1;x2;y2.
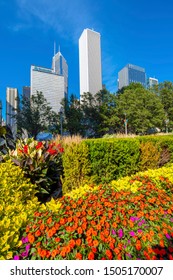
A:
16;0;98;42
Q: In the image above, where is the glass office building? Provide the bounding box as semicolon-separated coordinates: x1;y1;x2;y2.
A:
6;87;18;137
118;64;146;89
52;50;68;99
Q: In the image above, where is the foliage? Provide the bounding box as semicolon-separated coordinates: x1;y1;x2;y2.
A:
3;138;64;202
0;125;16;158
61;141;91;194
115;83;165;134
139;141;160;171
85;138;140;183
0;160;41;260
15;91;59;139
14;166;173;260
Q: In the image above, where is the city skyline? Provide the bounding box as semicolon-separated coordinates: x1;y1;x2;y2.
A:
1;0;173;119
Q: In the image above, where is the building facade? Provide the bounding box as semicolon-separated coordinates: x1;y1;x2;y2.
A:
6;87;18;137
148;77;158;88
79;28;102;99
118;64;146;89
30;65;64;114
23;86;31;99
52;50;68;99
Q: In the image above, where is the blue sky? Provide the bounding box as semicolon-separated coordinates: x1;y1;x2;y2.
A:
0;0;173;120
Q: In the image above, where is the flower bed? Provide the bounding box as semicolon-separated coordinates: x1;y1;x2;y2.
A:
14;174;173;260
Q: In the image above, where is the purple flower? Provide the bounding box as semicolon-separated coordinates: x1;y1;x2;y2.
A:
170;218;173;222
166;234;171;239
126;253;132;258
22;236;28;244
112;229;116;235
118;228;124;238
21;251;28;258
128;239;131;244
13;255;20;260
129;231;135;237
138;219;145;226
130;216;139;222
137;229;143;233
25;244;31;252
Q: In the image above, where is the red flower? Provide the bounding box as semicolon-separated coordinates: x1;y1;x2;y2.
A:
23;145;28;154
47;148;57;155
36;142;43;150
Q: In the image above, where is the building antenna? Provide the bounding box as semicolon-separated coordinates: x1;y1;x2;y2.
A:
53;41;56;72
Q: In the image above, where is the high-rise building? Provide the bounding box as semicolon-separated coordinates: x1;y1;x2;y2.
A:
118;64;146;89
30;65;64;114
23;86;31;99
52;48;68;99
79;28;102;99
148;77;158;88
6;87;18;137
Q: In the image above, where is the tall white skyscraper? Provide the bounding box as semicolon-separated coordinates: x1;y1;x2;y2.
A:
79;28;102;99
6;87;18;136
52;48;68;99
31;65;64;114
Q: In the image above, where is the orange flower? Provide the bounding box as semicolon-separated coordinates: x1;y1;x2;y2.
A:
40;224;45;231
77;227;83;235
51;249;58;258
69;239;76;249
55;237;61;243
47;217;52;224
88;251;95;260
35;230;41;237
160;240;164;248
76;239;82;246
136;240;141;251
106;249;113;260
93;240;99;247
28;234;35;244
96;224;101;230
40;249;47;258
60;218;66;225
76;253;83;260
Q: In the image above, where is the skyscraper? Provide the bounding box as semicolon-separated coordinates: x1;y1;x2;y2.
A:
6;87;18;137
148;77;158;88
79;28;102;99
52;47;68;99
23;86;31;99
118;64;146;89
30;65;64;114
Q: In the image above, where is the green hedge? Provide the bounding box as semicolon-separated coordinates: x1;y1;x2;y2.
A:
61;135;173;192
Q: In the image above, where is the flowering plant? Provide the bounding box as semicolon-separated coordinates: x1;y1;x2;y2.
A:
4;138;64;202
14;174;173;260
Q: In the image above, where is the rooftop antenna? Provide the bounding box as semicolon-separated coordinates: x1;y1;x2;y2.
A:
53;41;56;72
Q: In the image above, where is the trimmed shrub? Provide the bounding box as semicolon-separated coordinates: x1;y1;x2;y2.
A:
85;138;140;183
61;141;91;194
139;141;160;171
0;160;41;260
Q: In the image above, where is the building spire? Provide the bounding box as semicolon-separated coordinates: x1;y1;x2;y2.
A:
54;41;56;56
58;45;61;53
53;41;56;72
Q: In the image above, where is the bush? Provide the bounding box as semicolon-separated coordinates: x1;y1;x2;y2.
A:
85;138;140;183
61;141;91;194
14;164;173;260
3;138;64;202
139;141;160;171
0;160;40;259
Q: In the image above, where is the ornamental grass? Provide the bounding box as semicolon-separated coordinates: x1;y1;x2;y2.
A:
14;175;173;260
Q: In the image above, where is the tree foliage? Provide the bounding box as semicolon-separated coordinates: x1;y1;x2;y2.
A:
16;92;59;138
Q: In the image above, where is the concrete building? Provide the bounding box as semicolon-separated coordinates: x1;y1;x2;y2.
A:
30;65;64;114
118;64;146;89
22;86;31;99
6;87;18;136
148;77;158;88
79;28;102;99
52;48;68;99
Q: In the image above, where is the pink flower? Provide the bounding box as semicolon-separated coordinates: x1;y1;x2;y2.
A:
13;255;20;260
118;229;124;238
129;231;135;237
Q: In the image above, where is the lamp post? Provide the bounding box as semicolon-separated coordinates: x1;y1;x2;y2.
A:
59;107;64;137
124;113;128;135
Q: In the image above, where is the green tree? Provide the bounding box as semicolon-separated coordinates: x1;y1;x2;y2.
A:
116;84;165;134
152;81;173;131
16;91;59;138
62;94;84;136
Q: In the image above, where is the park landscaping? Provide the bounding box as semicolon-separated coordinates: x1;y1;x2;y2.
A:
0;134;173;260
